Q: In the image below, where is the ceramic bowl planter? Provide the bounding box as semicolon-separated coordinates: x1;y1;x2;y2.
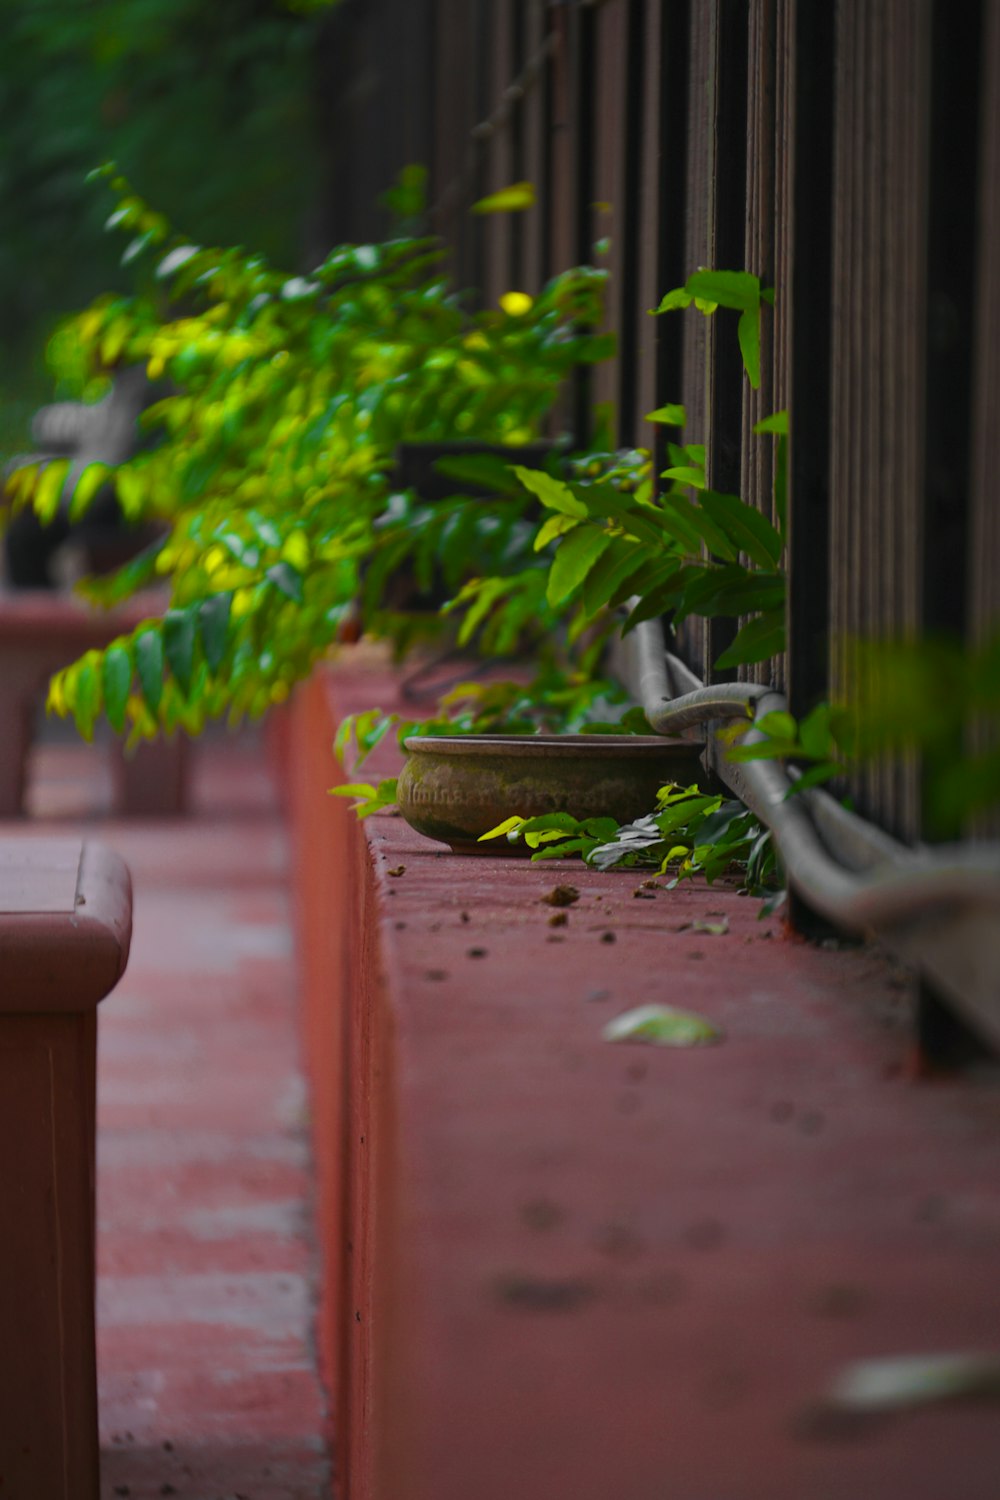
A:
397;733;705;852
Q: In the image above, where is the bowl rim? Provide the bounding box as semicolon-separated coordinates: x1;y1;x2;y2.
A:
401;732;703;758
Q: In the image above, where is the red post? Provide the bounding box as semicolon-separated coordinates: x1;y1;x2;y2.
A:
0;838;132;1498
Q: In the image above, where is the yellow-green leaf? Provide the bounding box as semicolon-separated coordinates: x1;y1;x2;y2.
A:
645;403;687;427
534;513;580;552
513;466;587;517
478;816;527;842
472;181;536;215
33;459;70;523
603;1004;723;1047
68;462;111;521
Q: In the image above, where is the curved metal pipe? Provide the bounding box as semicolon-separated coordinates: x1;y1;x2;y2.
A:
626;620;1000;937
630;614;770;732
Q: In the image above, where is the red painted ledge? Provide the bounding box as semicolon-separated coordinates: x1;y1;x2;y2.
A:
285;654;1000;1500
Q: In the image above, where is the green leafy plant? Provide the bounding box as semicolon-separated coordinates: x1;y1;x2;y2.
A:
11;169;611;740
478;781;777;895
651;268;775;390
437;269;787;674
496;408;788;670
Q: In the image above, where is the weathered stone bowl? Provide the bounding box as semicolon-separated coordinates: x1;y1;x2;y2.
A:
397;733;705;853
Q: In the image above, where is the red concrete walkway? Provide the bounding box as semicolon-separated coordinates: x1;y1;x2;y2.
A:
19;729;331;1500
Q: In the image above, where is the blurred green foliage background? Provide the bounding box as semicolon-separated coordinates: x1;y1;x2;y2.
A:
0;0;339;454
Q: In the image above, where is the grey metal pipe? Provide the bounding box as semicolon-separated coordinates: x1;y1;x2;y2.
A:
630;614;770;732
627;619;1000;935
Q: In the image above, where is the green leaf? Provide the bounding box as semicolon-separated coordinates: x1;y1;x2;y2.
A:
478;815;527;842
828;1353;1000;1414
698;490;784;568
645;403;687;427
514;466;587;517
156;245;201;280
603;1004;723;1047
753;410;789;436
32;459;70;523
198;593;232;671
574;484;664;545
471;181;536;214
355;778;399;818
692;916;729;935
266;561;304;602
455;576;508;646
101;645;133;734
662;465;706;491
651;287;693;314
534;513;580;552
673;565;785;623
755;710;798;742
432;454;522;495
580;541;649;618
547;526;614;607
134;629;164;715
330;780;398;817
74;656;102;743
685;269;760;312
773;432;788;535
163;609;197;695
80;535;167;606
737;305;761;388
661;493;737;561
727;739;798;763
713;607;786;669
798;702;835;760
121;231;155;266
68;462;111;521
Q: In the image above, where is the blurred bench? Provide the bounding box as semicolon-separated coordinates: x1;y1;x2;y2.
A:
0;591;188;817
0;835;132;1498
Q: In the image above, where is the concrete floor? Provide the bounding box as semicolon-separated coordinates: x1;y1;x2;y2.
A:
26;732;331;1500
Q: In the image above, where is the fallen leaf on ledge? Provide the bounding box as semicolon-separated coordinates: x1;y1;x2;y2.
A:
602;1004;723;1048
692;916;729;935
826;1352;1000;1413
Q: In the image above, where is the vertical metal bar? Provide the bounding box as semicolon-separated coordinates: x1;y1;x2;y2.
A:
920;0;985;839
572;0;598;445
705;0;749;682
968;0;1000;840
616;0;649;446
522;0;548;294
787;2;835;721
539;0;555;283
653;0;692;482
509;0;528;289
921;0;983;641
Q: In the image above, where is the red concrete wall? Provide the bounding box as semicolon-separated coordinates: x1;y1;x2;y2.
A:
286;667;402;1500
286;659;1000;1500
